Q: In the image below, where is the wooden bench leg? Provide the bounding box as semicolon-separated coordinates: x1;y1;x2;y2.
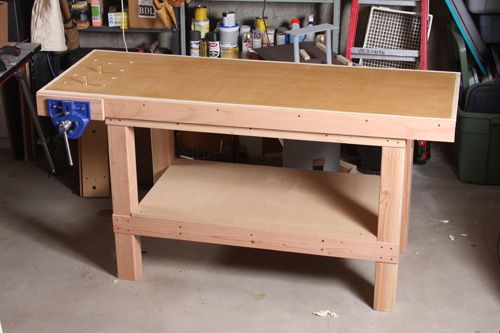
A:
108;125;142;280
115;233;142;280
400;139;414;253
374;145;405;312
151;129;176;183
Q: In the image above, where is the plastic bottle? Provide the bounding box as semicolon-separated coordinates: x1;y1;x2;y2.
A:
304;14;315;41
290;18;303;43
90;0;103;27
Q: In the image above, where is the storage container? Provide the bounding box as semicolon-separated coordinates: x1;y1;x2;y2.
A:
466;0;500;14
479;15;500;43
455;80;500;185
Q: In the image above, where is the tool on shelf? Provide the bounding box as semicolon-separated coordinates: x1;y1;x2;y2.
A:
48;99;91;166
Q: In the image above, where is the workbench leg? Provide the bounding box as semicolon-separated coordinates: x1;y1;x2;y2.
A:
151;129;176;183
400;139;414;253
108;125;142;280
374;145;405;312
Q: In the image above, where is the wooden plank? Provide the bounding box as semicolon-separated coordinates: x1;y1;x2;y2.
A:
135;159;380;241
150;129;175;183
374;145;406;312
113;214;400;263
108;118;406;148
78;121;110;197
107;125;142;280
400;139;414;253
43;50;459;120
102;98;455;142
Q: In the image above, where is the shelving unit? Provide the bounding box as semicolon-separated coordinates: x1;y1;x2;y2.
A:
36;50;459;312
179;0;341;55
79;26;177;33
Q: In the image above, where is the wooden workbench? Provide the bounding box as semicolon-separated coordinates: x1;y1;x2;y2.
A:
37;50;459;312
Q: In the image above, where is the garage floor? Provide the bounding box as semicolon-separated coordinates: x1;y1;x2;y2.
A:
0;145;499;333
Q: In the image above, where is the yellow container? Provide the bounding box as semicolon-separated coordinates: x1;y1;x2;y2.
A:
192;19;209;39
194;5;208;21
221;46;239;59
255;16;268;32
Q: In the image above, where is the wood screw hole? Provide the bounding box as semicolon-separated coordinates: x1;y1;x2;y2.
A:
321;248;324;251
251;240;255;244
142;104;146;107
321;240;325;243
438;124;441;127
379;256;383;259
297;114;301;118
365;120;368;122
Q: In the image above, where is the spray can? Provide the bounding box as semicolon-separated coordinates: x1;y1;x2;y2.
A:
207;31;220;58
241;32;252;58
190;30;201;57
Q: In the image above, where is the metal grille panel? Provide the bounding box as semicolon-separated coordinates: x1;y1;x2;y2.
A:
360;7;432;69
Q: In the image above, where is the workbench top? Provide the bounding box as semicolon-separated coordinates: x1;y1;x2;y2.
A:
37;50;460;142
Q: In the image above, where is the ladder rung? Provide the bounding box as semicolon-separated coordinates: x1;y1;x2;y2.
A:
351;48;419;59
358;0;419;6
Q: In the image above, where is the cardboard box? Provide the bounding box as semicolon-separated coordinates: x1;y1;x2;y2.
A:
128;0;165;29
0;1;7;47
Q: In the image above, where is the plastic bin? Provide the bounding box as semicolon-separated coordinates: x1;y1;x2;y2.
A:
479;16;500;43
466;0;500;14
456;109;500;185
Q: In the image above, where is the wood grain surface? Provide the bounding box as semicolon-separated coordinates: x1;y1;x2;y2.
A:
43;50;459;119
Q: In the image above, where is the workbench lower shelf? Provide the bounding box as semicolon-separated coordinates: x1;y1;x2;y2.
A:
113;159;399;263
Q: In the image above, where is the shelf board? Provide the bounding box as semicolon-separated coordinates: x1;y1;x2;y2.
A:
134;159;380;242
79;26;176;33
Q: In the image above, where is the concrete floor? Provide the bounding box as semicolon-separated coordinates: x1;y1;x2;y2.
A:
0;145;499;333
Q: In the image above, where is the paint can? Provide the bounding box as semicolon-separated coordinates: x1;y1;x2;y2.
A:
194;5;207;21
240;25;251;36
276;31;286;45
265;28;275;47
221;46;239;59
222;11;236;27
277;27;289;44
190;30;201;57
255;16;268;32
192;19;209;39
207;31;220;58
218;23;239;47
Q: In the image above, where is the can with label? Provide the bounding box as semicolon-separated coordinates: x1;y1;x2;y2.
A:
255;16;268;32
276;31;286;45
190;30;201;57
194;5;207;21
241;32;252;58
264;28;275;47
207;31;220;58
252;31;262;49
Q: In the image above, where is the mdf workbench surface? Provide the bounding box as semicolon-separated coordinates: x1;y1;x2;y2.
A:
36;50;460;312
